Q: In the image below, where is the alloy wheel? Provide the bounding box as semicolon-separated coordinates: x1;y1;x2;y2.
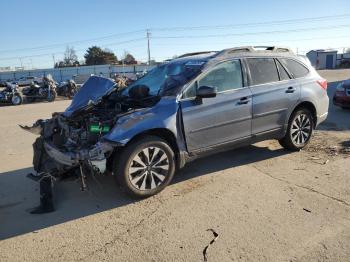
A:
128;146;170;191
290;113;311;145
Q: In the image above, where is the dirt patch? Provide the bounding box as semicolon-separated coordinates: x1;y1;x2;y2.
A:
305;131;350;157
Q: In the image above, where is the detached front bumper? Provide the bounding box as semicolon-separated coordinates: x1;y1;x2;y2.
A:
44;141;114;167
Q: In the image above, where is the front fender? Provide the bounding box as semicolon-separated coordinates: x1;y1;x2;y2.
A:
103;97;179;145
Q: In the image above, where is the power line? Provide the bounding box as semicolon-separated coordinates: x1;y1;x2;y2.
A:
2;13;350;67
1;13;350;55
151;13;350;31
152;24;350;39
0;37;146;61
151;35;350;47
0;30;145;54
4;23;347;61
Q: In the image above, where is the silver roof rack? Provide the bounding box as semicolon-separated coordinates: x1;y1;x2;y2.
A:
215;46;294;57
177;51;217;58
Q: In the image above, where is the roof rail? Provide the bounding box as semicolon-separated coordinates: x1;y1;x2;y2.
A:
215;46;294;57
177;51;217;58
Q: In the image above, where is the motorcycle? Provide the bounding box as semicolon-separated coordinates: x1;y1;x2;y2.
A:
57;79;78;99
22;75;57;102
0;82;23;106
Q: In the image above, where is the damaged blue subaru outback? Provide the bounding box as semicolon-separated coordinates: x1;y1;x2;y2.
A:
22;46;329;202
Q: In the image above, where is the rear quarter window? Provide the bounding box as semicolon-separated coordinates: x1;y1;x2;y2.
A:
279;58;309;78
276;60;291;81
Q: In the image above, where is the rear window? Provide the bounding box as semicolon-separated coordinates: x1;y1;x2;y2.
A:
279;58;309;78
247;58;279;85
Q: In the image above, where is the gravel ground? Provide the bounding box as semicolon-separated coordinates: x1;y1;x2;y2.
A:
0;70;349;262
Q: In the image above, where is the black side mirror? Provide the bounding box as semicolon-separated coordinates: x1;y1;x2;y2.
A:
196;85;217;98
128;85;150;99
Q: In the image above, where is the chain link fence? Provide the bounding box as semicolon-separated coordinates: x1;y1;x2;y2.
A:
0;64;155;84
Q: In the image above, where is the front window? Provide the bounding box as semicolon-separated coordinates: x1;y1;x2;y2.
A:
122;62;203;97
198;60;243;92
182;60;243;98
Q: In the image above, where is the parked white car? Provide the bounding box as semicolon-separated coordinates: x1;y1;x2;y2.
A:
15;76;43;86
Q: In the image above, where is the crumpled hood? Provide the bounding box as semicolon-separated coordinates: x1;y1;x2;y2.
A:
63;76;116;117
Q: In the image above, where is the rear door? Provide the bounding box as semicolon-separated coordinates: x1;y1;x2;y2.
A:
246;57;300;135
180;60;252;152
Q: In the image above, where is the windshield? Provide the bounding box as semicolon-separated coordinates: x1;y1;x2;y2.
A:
122;62;203;96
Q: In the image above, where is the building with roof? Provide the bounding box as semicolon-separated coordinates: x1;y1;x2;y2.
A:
306;49;338;69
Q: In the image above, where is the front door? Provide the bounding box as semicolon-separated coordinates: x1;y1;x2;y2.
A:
180;60;252;152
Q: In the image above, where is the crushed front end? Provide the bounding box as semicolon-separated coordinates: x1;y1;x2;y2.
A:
21;75;169;191
20;76;145;189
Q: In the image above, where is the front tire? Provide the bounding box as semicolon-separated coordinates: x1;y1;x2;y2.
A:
279;108;314;151
114;136;176;198
11;94;22;105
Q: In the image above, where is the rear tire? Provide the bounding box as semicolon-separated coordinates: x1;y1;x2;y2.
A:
114;136;176;198
279;108;314;151
47;90;56;102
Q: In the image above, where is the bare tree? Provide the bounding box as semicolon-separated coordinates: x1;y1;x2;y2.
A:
63;46;78;66
121;50;137;65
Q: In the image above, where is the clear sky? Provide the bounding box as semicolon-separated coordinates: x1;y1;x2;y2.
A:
1;0;350;69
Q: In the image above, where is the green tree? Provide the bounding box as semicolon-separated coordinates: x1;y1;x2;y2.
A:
84;46;118;65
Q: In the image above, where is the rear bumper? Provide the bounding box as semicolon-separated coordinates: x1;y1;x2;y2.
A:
316;112;328;126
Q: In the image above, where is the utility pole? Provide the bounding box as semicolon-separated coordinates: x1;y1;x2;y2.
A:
19;58;23;69
122;59;125;76
52;54;56;67
146;29;151;65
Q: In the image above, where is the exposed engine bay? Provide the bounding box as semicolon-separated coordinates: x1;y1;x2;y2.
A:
20;76;161;189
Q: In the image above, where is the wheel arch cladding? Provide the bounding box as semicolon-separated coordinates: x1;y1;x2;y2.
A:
130;128;179;150
293;101;317;127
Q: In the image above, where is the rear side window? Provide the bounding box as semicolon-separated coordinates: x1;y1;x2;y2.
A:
247;58;279;85
276;60;290;81
279;58;309;78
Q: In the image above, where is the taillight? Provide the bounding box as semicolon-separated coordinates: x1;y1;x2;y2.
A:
317;79;327;90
